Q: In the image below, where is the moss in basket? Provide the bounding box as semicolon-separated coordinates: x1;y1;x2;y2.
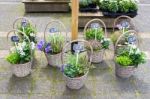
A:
63;53;91;78
85;28;110;51
115;45;146;67
6;42;32;64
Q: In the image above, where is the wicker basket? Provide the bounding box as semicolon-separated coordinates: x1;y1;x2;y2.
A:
114;30;139;78
7;29;33;77
12;61;32;77
45;53;62;68
61;40;93;90
44;20;67;68
115;63;136;78
84;19;107;63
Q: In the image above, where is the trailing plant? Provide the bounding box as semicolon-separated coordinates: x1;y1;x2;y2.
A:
115;44;146;67
62;53;91;78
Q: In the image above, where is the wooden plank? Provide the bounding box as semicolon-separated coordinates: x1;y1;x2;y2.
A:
71;0;79;40
22;0;70;3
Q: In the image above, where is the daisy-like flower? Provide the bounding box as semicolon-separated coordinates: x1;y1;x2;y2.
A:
31;42;35;50
30;33;35;37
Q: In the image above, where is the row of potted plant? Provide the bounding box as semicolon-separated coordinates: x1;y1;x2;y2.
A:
98;0;139;17
5;17;146;90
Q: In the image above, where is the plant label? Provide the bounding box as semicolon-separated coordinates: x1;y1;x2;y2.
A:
11;36;19;42
49;28;58;33
128;35;136;44
91;23;101;29
21;19;28;27
73;43;84;53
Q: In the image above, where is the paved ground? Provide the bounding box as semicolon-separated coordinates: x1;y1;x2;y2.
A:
0;1;150;99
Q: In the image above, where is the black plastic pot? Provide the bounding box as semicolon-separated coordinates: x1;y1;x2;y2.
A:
102;11;137;18
79;4;98;12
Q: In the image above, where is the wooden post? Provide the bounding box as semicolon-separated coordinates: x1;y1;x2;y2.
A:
71;0;79;40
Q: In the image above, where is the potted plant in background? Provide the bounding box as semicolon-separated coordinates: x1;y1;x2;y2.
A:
61;40;93;89
114;30;146;78
79;0;98;12
84;19;110;63
98;0;138;17
6;30;33;77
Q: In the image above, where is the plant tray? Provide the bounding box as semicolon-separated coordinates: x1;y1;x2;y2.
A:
102;11;137;18
79;8;98;12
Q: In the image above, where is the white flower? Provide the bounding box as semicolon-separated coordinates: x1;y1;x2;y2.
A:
31;42;35;50
20;51;25;56
135;48;140;54
22;41;26;48
30;33;35;37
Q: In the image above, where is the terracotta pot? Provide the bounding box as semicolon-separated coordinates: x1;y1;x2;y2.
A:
12;61;32;77
45;52;62;68
115;63;136;78
63;72;88;90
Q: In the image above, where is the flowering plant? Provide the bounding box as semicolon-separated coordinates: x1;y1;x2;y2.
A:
115;44;146;67
37;34;64;54
17;19;37;48
6;41;32;64
85;28;110;51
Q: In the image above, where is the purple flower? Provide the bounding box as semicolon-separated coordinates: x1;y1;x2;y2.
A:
37;40;45;51
45;43;52;53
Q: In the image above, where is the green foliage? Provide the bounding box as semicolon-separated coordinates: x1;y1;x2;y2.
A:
85;28;104;41
98;0;138;13
18;23;37;43
116;56;132;67
48;34;64;54
64;53;91;78
6;42;32;64
108;0;118;13
115;45;146;67
6;52;20;64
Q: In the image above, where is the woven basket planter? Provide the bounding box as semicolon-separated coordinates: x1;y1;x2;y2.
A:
45;53;62;68
12;61;32;77
115;63;136;78
87;49;104;63
61;40;93;90
63;71;88;90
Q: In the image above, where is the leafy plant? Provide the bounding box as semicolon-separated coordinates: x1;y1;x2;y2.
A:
17;22;37;44
63;53;91;78
115;44;146;67
119;0;130;13
80;0;97;8
6;42;32;64
108;0;118;13
37;34;65;54
85;28;110;50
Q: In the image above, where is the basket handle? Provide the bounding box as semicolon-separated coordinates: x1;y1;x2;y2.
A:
44;20;68;42
113;15;135;32
13;17;34;29
114;30;139;51
83;19;107;38
61;39;93;66
7;29;32;55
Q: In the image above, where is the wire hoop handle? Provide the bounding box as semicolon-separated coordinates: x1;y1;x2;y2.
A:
84;19;107;39
13;17;34;29
7;29;32;56
115;30;139;51
61;39;93;66
44;20;68;42
113;15;135;32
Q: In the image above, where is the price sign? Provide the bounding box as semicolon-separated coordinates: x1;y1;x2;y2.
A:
73;43;84;53
91;23;101;29
11;36;19;42
128;35;137;44
120;20;130;29
49;28;58;33
21;19;27;27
